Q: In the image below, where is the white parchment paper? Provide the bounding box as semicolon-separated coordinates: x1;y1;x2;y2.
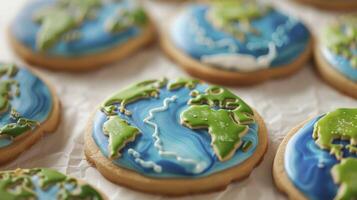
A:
0;0;356;199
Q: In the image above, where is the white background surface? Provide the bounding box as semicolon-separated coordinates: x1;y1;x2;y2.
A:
0;0;356;199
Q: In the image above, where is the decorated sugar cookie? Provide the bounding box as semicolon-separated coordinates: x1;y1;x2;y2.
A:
315;16;357;99
161;0;312;85
295;0;357;11
9;0;154;71
0;168;105;199
273;108;357;200
0;63;60;165
85;78;268;195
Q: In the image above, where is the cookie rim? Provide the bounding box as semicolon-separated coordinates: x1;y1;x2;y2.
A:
159;6;313;86
85;107;268;196
0;66;61;165
273;118;314;200
294;0;357;11
314;44;357;99
8;15;156;71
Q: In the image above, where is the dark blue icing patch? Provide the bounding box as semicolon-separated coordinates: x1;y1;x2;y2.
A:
170;5;310;70
11;0;142;57
0;67;53;148
284;116;357;200
92;84;259;178
322;48;357;82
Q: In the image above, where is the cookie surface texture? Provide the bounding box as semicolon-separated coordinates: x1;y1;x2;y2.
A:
0;63;60;165
273;108;357;200
85;78;268;196
9;0;155;71
162;0;312;85
0;168;105;200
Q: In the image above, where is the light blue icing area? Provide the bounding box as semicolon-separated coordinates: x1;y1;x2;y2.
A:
322;47;357;82
11;0;143;57
284;116;357;200
0;67;53;148
92;84;259;178
170;5;310;69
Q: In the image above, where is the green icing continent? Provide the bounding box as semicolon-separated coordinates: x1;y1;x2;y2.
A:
181;86;254;161
0;64;19;114
0;118;39;139
167;78;200;91
106;8;148;33
331;158;357;200
322;17;357;68
0;168;103;200
101;78;167;115
103;116;140;159
209;0;270;40
33;0;101;51
181;105;249;161
313;108;357;160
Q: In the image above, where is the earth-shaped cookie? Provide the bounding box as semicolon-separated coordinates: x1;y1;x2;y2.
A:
0;63;60;165
0;168;106;200
295;0;357;11
161;0;312;85
85;78;268;195
315;16;357;99
9;0;154;71
273;108;357;200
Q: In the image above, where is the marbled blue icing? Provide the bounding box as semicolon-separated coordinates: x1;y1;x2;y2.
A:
285;116;357;200
11;0;142;56
170;5;310;69
322;47;357;82
0;66;53;148
92;84;259;178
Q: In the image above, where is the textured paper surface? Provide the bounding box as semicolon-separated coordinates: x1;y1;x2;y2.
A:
0;0;356;200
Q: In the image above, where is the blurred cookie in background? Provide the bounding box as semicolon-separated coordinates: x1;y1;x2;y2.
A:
161;0;312;85
9;0;155;71
314;16;357;99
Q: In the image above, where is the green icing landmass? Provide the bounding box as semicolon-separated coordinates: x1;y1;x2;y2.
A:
101;78;167;115
0;64;19;114
331;158;357;200
0;117;39;139
0;168;103;200
181;86;255;161
313;108;357;160
105;8;148;33
167;78;200;91
103;115;140;159
33;0;101;51
210;0;270;40
323;17;357;68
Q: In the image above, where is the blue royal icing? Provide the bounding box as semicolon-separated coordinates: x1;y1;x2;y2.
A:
321;47;357;82
11;0;144;57
170;5;310;72
284;116;357;200
92;83;259;178
0;66;53;148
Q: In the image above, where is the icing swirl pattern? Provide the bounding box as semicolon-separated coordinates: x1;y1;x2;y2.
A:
321;16;357;82
92;79;259;178
285;108;357;200
0;64;53;148
170;1;310;72
11;0;148;57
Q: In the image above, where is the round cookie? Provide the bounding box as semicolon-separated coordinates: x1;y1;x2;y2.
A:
9;0;155;71
273;108;357;200
315;16;357;99
161;0;312;85
0;168;106;199
0;63;60;165
85;78;268;196
295;0;357;11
